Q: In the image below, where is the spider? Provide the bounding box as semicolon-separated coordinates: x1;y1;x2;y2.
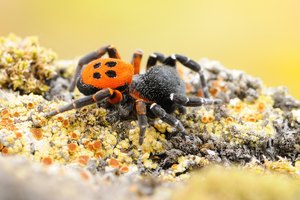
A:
45;45;222;145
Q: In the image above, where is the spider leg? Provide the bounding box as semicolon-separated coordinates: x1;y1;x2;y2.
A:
175;104;187;114
170;93;222;107
163;54;210;98
44;88;114;118
131;49;143;74
150;103;186;133
69;45;121;92
146;52;166;70
118;103;134;119
136;100;148;145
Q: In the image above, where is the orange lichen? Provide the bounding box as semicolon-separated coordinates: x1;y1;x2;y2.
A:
57;116;64;122
244;114;257;122
171;164;178;171
226;117;235;123
0;118;18;131
70;132;79;140
92;140;102;150
257;102;265;112
234;103;243;112
1;147;9;155
30;128;43;140
80;171;89;181
78;155;89;166
209;87;219;97
210;78;227;96
197;90;204;97
13;111;20;117
207;116;215;123
27;102;34;109
6;124;17;131
42;157;53;165
15;132;23;138
62;119;69;127
120;165;129;173
68;143;78;152
1;108;9;116
1;118;13;126
185;83;193;93
94;152;104;159
201;116;209;123
86;143;94;151
108;158;120;168
38;119;47;127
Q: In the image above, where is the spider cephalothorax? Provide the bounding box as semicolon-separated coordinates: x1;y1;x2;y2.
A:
45;45;221;145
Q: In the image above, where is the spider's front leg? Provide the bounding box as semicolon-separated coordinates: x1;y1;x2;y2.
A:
69;45;122;92
44;88;114;118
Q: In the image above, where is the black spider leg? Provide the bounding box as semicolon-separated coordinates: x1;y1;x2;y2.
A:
136;100;148;145
146;52;166;70
150;103;186;133
175;104;187;114
44;88;113;118
117;102;134;119
69;45;121;92
170;93;222;107
164;54;210;98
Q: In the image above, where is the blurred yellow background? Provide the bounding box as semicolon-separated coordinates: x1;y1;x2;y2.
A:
0;0;299;98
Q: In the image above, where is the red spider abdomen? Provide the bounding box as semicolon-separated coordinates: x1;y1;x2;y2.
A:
81;58;134;90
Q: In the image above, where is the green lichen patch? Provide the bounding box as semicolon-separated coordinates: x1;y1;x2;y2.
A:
0;34;57;94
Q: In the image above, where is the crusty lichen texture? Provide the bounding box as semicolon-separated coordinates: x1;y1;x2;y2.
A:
0;91;167;175
0;34;57;94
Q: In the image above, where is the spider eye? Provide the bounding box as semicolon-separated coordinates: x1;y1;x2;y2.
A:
93;62;101;69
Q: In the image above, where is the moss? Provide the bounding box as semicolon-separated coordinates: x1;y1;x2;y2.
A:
0;34;57;94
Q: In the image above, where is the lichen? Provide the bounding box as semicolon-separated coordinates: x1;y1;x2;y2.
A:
0;34;57;94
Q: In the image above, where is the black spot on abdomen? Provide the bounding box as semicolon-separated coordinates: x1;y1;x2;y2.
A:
93;72;101;79
93;62;101;69
105;61;117;67
105;70;117;78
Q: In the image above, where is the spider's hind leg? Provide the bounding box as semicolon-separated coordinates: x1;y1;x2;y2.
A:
170;93;222;107
146;52;166;70
163;54;210;98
